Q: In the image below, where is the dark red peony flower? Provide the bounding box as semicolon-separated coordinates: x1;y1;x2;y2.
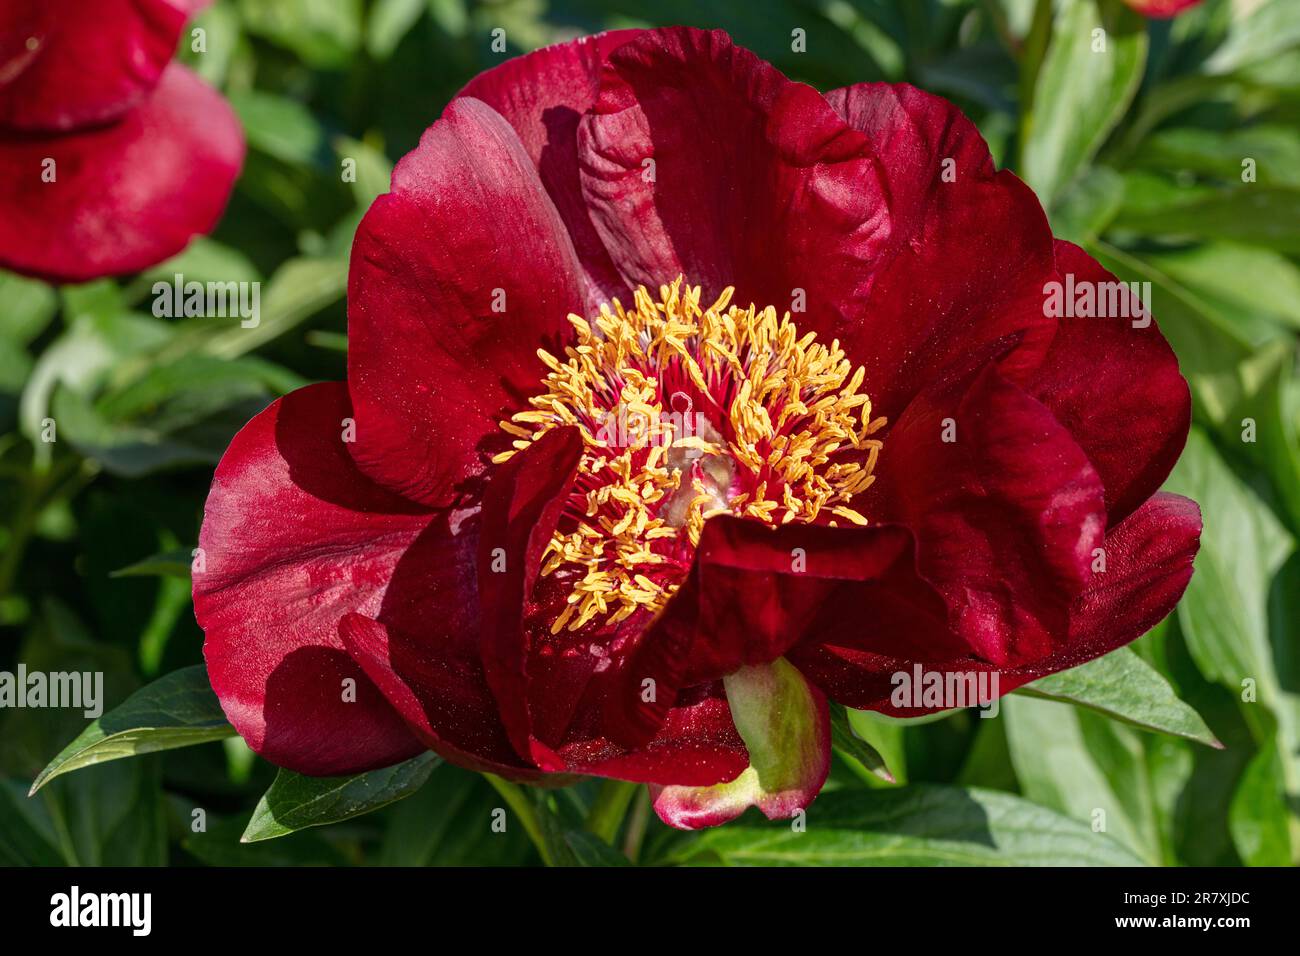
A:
0;0;243;282
194;28;1200;829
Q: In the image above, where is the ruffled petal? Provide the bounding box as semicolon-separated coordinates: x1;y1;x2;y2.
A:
0;0;204;131
555;682;750;788
825;83;1057;421
1027;240;1191;525
0;64;242;283
792;493;1201;713
339;613;541;779
346;96;585;507
476;426;584;768
1000;491;1202;687
456;30;642;310
195;382;429;776
578;27;890;328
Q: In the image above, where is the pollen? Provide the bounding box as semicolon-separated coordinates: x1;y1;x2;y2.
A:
494;277;885;633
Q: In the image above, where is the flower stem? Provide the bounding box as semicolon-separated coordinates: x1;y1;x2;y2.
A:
483;774;554;867
584;779;640;845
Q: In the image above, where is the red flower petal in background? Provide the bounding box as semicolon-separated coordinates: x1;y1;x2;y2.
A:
195;383;428;776
0;65;243;283
0;0;206;131
1122;0;1204;18
346;96;586;508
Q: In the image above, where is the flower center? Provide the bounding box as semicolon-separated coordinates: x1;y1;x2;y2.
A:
494;278;885;634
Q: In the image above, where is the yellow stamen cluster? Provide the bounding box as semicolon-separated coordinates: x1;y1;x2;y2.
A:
493;277;885;634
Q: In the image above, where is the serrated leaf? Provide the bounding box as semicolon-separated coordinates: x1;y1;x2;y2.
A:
30;665;234;794
660;786;1146;866
241;753;440;842
1018;647;1220;747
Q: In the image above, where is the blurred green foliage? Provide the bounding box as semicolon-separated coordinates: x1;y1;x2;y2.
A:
2;0;1298;867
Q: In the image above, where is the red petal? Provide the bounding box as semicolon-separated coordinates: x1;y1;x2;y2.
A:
1027;240;1191;525
456;30;641;310
795;493;1201;713
0;0;205;132
0;64;243;283
346;96;585;507
862;362;1107;666
1001;492;1202;687
826;83;1057;421
577;27;890;325
195;383;429;776
339;613;541;779
1122;0;1203;18
476;427;584;768
556;682;750;787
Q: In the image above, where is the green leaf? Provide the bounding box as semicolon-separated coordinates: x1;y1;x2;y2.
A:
0;270;58;346
238;0;363;69
1003;694;1179;864
1228;720;1292;866
227;90;327;166
829;702;896;783
1048;165;1124;245
1115;187;1300;253
0;779;62;865
30;665;234;794
1204;0;1300;75
367;0;426;58
660;786;1146;866
378;766;533;866
1143;242;1300;334
563;830;631;867
1086;240;1263;427
1017;647;1220;747
110;547;196;579
241;753;440;842
334;136;394;207
1021;0;1147;206
1166;429;1293;690
185;813;348;867
203;256;348;358
1165;427;1300;828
